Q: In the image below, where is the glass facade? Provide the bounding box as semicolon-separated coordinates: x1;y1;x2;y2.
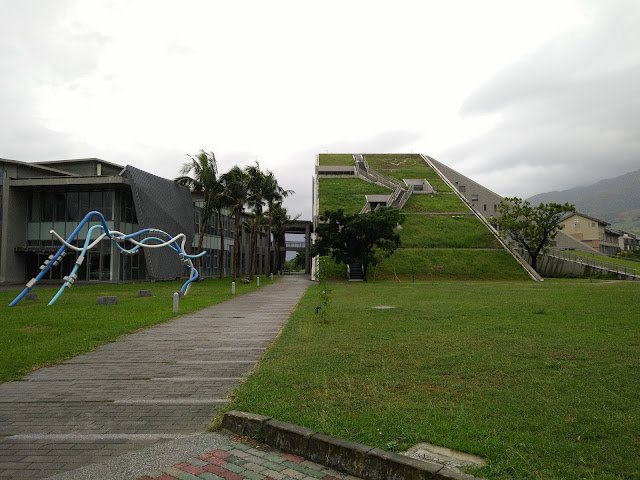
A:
23;188;143;281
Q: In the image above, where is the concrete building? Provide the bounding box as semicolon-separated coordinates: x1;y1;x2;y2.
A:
0;157;270;284
559;212;622;257
619;231;640;252
426;156;504;217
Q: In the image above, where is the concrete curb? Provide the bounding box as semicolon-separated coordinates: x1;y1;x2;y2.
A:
221;410;482;480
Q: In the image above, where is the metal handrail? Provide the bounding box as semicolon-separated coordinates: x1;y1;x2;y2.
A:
548;250;640;277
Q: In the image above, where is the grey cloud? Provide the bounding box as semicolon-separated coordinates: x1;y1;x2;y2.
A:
321;130;424;153
0;0;107;160
447;1;640;196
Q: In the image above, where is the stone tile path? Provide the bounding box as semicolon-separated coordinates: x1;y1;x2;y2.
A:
44;431;361;480
0;276;310;480
134;435;361;480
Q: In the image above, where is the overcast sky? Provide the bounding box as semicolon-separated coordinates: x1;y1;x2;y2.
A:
1;0;639;218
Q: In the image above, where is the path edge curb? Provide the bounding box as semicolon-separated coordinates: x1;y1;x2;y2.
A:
222;410;482;480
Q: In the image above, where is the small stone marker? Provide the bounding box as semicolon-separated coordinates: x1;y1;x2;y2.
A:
172;292;179;312
96;296;118;305
138;290;152;297
403;442;486;472
231;282;236;295
257;276;260;286
25;293;38;301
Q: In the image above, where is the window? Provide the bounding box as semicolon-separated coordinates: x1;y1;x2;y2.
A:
194;209;201;233
66;192;79;222
103;191;113;220
79;191;90;217
483;204;487;211
41;192;54;221
493;204;497;213
458;185;466;193
90;191;103;213
471;194;479;202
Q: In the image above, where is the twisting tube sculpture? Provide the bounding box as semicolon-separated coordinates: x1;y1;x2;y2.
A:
9;211;206;307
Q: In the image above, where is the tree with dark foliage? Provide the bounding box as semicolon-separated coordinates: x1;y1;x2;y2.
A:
493;197;575;271
313;208;403;279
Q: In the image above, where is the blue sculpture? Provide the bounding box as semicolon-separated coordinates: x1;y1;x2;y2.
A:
9;211;206;307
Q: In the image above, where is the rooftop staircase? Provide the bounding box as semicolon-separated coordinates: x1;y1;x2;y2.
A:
347;263;365;281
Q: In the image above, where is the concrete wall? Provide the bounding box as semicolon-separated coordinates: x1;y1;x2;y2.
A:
0;181;29;283
538;254;639;280
426;156;504;218
552;230;600;253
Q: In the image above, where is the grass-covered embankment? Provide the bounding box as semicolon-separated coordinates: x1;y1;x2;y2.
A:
222;279;640;480
318;153;355;166
318;177;391;215
0;278;260;381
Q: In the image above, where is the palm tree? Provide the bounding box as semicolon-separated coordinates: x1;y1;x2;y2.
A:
175;150;220;275
263;171;294;275
211;181;231;278
245;162;266;279
220;166;250;280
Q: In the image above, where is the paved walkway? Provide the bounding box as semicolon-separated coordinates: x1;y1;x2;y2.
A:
0;275;310;480
46;431;361;480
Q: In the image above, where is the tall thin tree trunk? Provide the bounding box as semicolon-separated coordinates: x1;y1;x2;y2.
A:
249;227;256;280
217;211;224;279
197;215;208;279
267;211;273;275
233;212;241;280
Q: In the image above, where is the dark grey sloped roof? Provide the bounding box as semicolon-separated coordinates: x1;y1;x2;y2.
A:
122;165;195;280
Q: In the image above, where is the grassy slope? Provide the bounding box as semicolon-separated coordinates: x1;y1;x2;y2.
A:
402;193;468;213
0;278;260;381
400;215;500;249
318;154;355;166
365;154;449;190
372;248;527;280
318;153;525;280
318;177;391;215
223;280;640;480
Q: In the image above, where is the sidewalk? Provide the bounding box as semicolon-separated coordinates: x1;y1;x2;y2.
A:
0;275;310;480
46;431;361;480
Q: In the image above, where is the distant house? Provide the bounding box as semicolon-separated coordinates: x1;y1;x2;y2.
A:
559;212;622;257
619;231;640;252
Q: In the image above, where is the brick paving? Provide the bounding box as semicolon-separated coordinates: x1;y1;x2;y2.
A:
0;275;310;480
134;434;361;480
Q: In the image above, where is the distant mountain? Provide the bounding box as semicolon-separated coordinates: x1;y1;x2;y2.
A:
528;169;640;234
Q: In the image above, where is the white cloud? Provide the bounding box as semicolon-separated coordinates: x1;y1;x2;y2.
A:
3;0;626;215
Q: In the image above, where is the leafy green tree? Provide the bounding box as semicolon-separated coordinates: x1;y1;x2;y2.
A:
493;197;575;271
313;208;403;279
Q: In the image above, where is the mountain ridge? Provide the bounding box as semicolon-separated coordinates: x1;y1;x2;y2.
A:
528;168;640;234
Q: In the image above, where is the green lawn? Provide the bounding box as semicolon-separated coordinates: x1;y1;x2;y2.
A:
221;280;640;480
318;153;354;166
318;178;391;215
402;193;468;213
364;154;450;191
0;278;260;381
399;214;501;249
